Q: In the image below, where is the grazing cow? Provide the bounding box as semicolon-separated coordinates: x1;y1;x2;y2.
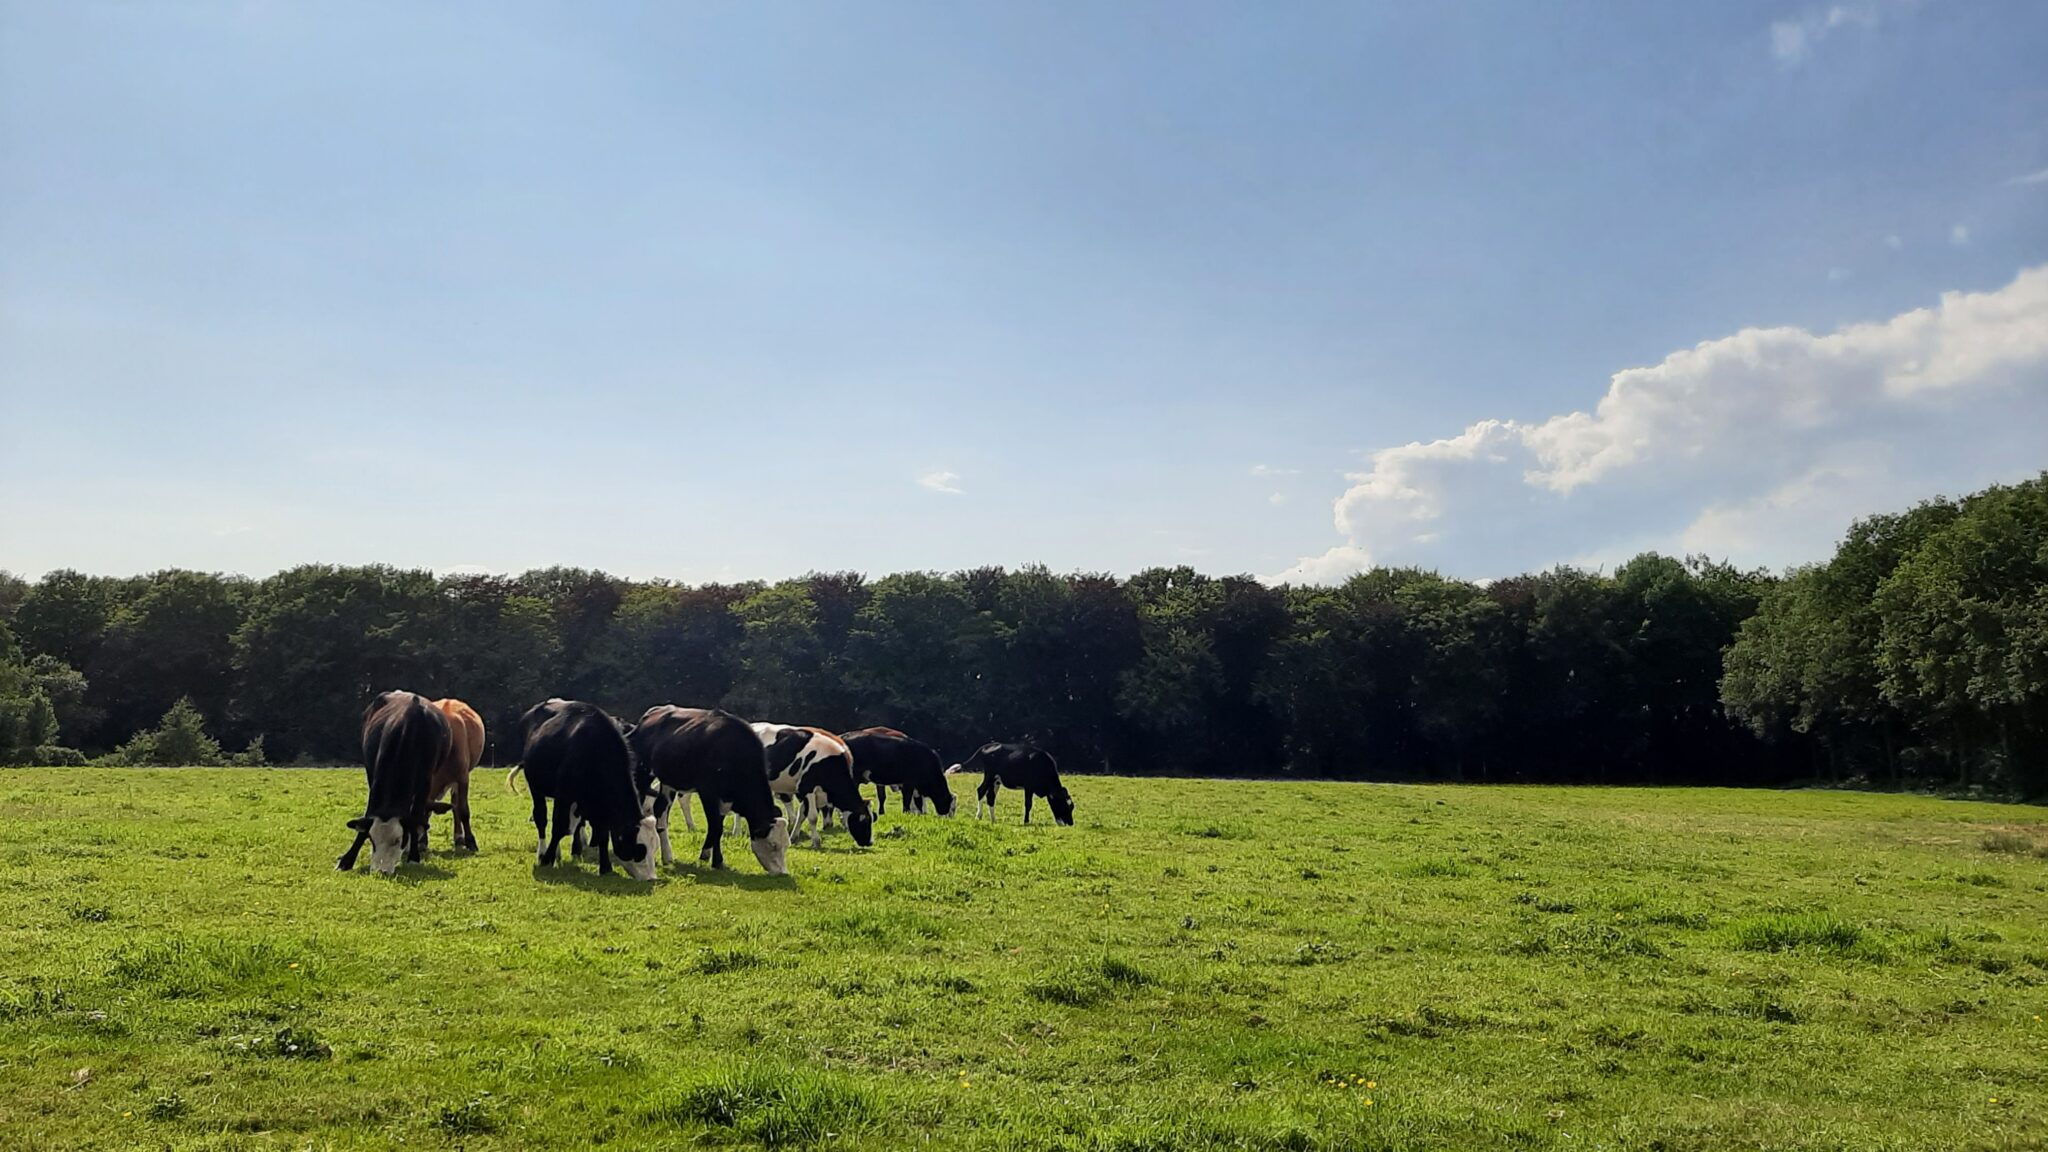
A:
841;727;955;816
424;697;485;851
338;691;452;874
950;742;1074;826
513;699;657;881
630;706;788;874
755;723;874;849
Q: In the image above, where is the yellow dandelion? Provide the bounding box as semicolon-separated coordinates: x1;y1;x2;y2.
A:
1364;1099;1373;1107
122;1112;132;1118
288;962;299;970
1367;1080;1376;1089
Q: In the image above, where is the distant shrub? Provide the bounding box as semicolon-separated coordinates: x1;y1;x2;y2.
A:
100;699;261;767
1733;915;1863;954
32;744;86;766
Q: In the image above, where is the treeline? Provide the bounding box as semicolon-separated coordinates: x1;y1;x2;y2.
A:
1;474;2042;795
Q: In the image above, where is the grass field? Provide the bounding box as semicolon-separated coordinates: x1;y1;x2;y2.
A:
2;770;2046;1151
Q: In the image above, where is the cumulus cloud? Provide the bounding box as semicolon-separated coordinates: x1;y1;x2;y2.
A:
917;470;964;495
1269;265;2048;585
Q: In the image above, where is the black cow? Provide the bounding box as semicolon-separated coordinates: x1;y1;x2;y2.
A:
630;706;789;874
755;723;873;848
951;742;1074;826
514;699;658;881
841;727;955;816
338;690;453;874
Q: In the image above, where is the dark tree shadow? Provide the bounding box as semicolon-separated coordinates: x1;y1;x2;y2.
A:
528;863;658;896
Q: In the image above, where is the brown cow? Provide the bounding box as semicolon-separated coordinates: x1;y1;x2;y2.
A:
426;698;486;851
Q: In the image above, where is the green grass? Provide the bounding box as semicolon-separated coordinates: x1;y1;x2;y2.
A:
1;771;2046;1150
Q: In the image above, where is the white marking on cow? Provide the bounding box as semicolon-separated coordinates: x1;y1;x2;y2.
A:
751;815;791;875
624;816;660;882
367;818;405;875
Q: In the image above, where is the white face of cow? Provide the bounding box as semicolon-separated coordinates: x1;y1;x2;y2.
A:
367;818;405;875
751;816;790;875
623;816;660;882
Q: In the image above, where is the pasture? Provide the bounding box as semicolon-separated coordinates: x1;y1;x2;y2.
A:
2;771;2045;1151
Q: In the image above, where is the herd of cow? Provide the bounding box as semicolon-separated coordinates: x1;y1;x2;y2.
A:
337;691;1077;878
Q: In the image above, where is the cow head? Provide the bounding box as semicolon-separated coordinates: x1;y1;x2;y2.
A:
751;815;790;875
929;786;958;817
845;805;874;847
348;816;406;874
1047;786;1075;826
616;815;659;882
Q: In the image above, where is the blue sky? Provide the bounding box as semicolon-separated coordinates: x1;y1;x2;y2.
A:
3;1;2045;583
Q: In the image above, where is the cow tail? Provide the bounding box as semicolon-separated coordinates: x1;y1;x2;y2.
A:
506;763;526;795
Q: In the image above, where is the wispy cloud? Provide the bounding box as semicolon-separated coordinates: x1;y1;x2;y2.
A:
2005;168;2048;187
1249;463;1300;477
1770;3;1883;66
1271;264;2048;585
916;470;964;495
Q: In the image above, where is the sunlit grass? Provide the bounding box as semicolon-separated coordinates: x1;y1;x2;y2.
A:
0;770;2044;1149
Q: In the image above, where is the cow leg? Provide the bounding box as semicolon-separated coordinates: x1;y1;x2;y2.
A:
335;827;368;871
532;794;551;863
803;792;823;849
452;774;476;851
874;784;886;815
679;790;695;833
977;779;997;820
596;825;614;876
699;794;725;868
1023;791;1034;825
651;787;675;866
547;799;577;866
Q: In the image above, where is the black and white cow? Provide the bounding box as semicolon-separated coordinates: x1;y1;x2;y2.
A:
841;727;955;816
338;690;453;874
753;724;874;849
950;742;1074;826
631;705;789;874
513;699;658;881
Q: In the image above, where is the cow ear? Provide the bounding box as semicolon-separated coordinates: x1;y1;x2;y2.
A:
346;817;371;831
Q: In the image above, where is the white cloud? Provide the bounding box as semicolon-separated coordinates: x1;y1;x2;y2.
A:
1770;3;1884;66
1249;463;1300;477
2005;168;2048;187
1268;492;1287;505
916;470;964;495
1951;224;1971;246
1269;265;2048;584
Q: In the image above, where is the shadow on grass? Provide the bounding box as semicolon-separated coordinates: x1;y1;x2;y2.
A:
528;863;657;896
392;862;456;885
668;862;800;892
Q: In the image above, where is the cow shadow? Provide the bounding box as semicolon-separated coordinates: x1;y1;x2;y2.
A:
670;864;799;892
529;864;657;896
392;862;456;885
